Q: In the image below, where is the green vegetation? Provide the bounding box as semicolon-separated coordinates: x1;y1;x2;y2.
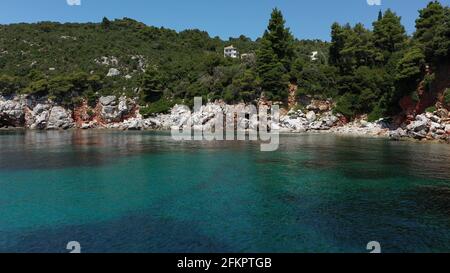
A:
0;18;260;106
425;106;437;113
0;1;449;120
256;8;294;101
444;88;450;105
327;2;449;119
414;1;450;64
140;98;181;117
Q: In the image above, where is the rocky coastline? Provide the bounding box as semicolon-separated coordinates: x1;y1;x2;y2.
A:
1;94;449;143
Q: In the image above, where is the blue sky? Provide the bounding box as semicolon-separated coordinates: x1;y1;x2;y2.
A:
0;0;448;41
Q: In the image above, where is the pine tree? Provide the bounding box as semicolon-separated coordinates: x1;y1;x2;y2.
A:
101;17;111;29
373;9;407;56
256;8;294;101
431;6;450;61
141;66;165;102
378;10;383;21
414;1;447;62
256;38;286;101
338;23;378;72
263;8;295;70
329;23;346;67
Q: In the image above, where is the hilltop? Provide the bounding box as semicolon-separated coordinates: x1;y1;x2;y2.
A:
0;17;327;113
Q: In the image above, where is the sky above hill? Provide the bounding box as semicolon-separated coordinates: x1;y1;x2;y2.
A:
0;0;448;41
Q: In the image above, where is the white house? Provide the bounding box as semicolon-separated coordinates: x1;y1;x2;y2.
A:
224;45;239;58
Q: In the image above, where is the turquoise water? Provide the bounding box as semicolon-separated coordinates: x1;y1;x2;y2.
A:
0;130;449;253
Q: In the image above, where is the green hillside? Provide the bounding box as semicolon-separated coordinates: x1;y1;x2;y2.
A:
0;1;448;120
0;17;326;109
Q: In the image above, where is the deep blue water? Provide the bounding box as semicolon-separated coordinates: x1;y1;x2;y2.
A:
0;130;449;253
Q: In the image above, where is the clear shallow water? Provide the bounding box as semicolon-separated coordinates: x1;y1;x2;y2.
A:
0;130;449;253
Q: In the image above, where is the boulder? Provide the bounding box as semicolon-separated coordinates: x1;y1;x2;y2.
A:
411;130;427;139
280;117;306;131
144;117;164;129
47;106;74;130
430;115;441;123
118;99;128;113
415;114;429;123
98;96;135;123
322;114;338;127
29;110;49;130
122;118;144;130
407;120;429;132
389;128;407;140
430;122;443;132
445;124;450;134
0;96;26;127
99;96;117;106
33;103;51;115
106;68;121;77
306;111;317;122
310;121;326;130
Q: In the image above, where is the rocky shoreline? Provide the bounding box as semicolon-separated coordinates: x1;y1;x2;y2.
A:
1;94;449;143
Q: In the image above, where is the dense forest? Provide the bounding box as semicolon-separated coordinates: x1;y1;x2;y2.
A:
0;1;449;120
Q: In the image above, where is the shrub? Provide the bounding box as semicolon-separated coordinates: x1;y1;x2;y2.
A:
444;88;450;105
140;98;180;117
425;106;436;113
368;105;384;122
333;94;355;118
423;73;435;92
292;104;306;112
87;109;95;117
411;91;420;102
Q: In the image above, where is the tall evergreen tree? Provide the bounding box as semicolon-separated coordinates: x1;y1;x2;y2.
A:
101;17;111;29
431;6;450;61
338;23;379;72
329;23;345;67
373;9;407;57
256;8;294;101
263;8;295;70
378;10;383;21
141;66;166;102
256;38;286;101
414;1;447;63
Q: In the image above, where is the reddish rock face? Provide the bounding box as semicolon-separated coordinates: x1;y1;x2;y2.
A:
73;101;94;127
415;91;436;114
338;115;348;125
72;97;140;128
287;84;298;109
399;96;414;113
